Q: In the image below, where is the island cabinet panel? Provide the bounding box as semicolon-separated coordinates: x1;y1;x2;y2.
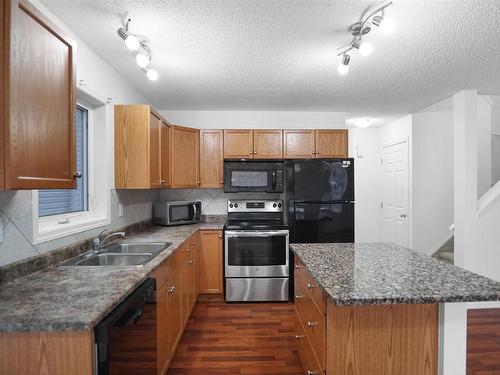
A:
224;129;254;158
0;330;93;375
284;130;316;159
253;129;283;159
169;125;200;188
198;230;223;294
326;303;439;375
199;129;224;188
2;0;78;189
295;318;323;375
315;129;348;158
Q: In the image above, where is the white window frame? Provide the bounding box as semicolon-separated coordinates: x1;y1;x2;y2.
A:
32;88;111;243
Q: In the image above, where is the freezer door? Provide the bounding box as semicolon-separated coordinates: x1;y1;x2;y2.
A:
291;203;354;243
292;159;354;202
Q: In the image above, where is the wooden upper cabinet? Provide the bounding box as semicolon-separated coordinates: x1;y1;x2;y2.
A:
284;130;315;159
200;129;223;188
224;130;253;159
149;112;162;188
2;0;77;189
315;129;348;158
161;121;170;187
169;125;200;188
253;130;283;159
114;105;167;189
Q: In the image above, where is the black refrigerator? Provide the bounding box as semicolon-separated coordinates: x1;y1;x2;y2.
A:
285;159;355;243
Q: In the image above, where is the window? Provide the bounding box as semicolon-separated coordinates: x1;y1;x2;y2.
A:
38;106;89;217
33;89;111;244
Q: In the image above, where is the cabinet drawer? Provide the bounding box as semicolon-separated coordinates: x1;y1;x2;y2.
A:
295;280;326;369
153;245;189;289
303;271;326;314
295;316;323;375
294;257;305;280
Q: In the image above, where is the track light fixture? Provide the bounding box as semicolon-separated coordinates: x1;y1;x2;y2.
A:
118;18;159;81
337;1;395;74
337;54;350;75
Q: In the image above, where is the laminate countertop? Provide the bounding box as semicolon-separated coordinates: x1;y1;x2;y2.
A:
291;243;500;306
0;223;223;333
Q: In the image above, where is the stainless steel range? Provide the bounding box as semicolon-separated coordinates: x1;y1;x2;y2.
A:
224;199;289;302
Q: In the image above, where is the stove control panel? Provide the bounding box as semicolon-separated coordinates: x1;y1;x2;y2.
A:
227;200;283;213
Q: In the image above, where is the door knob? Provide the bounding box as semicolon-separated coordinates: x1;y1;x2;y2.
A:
400;214;407;218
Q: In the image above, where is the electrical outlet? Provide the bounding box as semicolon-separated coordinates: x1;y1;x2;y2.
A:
118;203;124;217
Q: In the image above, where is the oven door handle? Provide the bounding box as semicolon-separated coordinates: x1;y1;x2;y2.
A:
225;230;289;237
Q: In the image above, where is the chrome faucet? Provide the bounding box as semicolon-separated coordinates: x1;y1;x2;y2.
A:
93;228;126;252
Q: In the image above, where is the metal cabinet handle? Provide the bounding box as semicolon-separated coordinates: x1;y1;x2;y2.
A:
73;172;82;179
295;294;304;299
295;264;301;269
295;334;305;339
185;248;190;252
191;242;196;245
168;286;175;293
220;180;223;184
307;371;319;375
307;321;319;327
189;260;194;264
307;283;314;289
218;234;222;238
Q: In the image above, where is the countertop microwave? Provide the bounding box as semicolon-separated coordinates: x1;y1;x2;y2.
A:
223;160;284;193
153;201;201;226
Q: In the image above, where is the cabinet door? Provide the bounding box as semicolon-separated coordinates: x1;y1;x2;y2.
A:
315;129;349;158
160;121;170;187
283;130;315;159
170;125;200;188
166;271;182;357
149;112;162;188
253;130;283;159
223;130;253;159
5;0;77;189
198;230;223;294
200;129;223;188
156;282;170;374
180;258;190;326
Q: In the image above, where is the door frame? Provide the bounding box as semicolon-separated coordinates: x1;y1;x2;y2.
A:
381;137;412;249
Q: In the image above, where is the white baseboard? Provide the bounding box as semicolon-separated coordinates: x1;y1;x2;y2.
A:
467;301;500;309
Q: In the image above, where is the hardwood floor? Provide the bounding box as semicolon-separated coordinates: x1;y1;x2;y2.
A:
167;294;303;375
467;308;500;375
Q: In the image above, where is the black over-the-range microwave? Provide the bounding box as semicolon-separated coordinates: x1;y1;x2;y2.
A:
223;160;284;193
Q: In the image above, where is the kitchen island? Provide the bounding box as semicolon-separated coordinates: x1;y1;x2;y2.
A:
291;243;500;375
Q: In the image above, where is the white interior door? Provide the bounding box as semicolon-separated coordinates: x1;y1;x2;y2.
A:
382;141;409;247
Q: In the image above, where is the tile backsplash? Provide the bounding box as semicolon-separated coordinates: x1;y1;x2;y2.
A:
0;189;159;267
159;189;282;215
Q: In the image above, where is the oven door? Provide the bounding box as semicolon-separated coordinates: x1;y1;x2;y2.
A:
224;230;289;278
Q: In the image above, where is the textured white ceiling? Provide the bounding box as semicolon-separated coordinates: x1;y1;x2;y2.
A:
42;0;500;118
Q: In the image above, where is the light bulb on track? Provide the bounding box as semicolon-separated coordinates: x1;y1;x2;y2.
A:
124;35;140;51
135;52;151;68
337;54;350;75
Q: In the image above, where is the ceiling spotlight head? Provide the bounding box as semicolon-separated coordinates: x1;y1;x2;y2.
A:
135;52;151;68
380;17;396;34
354;118;373;128
372;15;383;27
350;21;371;37
353;40;373;57
146;69;159;81
337;54;350;75
124;34;140;51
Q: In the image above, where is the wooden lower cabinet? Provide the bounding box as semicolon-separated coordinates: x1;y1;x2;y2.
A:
294;258;439;375
198;230;223;294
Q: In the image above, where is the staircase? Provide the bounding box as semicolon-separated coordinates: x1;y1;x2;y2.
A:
433;236;454;264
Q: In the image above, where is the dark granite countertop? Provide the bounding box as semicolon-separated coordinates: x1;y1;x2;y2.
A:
0;223;223;332
291;243;500;306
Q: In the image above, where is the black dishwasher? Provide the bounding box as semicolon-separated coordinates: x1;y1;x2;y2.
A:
94;278;157;375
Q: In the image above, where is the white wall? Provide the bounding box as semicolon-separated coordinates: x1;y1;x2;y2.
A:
412;97;454;255
160;110;346;128
348;128;382;242
477;97;492;198
0;1;156;267
491;96;500;186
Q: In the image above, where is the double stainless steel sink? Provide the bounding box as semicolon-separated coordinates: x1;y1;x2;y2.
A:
62;242;171;267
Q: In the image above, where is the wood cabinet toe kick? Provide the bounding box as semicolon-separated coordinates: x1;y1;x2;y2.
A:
294;257;439;375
